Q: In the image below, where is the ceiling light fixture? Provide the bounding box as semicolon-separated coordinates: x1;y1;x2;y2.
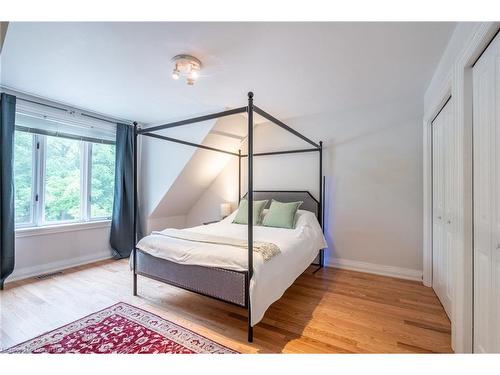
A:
171;54;202;86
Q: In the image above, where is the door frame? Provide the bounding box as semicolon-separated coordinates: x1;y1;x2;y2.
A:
423;22;500;353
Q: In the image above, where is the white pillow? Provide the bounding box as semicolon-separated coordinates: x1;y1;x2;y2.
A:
294;209;320;229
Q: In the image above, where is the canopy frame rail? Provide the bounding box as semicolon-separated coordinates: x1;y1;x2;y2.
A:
132;92;325;344
141;132;240;156
137;107;248;134
240;148;318;157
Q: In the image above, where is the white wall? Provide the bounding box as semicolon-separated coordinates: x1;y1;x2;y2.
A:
241;123;319;197
10;224;113;282
327;118;423;273
148;215;187;231
186;158;240;227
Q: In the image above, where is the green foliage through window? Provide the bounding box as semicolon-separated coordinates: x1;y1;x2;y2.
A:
44;136;82;222
14;131;34;224
91;143;115;218
13;130;116;226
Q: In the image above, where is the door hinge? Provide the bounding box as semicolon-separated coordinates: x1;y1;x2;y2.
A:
36;142;40;150
35;194;39;202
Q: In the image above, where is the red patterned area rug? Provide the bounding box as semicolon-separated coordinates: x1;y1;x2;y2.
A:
3;302;237;354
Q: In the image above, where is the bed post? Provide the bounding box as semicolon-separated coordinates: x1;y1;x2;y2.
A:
238;149;242;203
133;121;138;296
247;92;254;343
319;141;325;268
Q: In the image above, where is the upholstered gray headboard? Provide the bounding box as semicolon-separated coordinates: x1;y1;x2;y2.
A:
241;190;319;218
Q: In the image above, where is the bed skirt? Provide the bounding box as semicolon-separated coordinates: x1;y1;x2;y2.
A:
135;249;248;307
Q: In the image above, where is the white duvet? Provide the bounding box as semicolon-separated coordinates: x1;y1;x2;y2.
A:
135;209;327;325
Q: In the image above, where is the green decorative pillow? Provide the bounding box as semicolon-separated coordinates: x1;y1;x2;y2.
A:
262;200;303;229
232;199;269;225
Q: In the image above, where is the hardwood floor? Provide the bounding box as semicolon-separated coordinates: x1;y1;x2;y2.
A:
0;259;452;353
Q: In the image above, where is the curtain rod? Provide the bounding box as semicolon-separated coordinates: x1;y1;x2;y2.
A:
15;125;115;145
16;97;131;126
0;86;135;126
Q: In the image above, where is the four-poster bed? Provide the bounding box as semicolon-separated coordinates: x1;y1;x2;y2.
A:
132;92;325;342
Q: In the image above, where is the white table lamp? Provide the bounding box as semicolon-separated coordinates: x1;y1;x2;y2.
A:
220;203;231;219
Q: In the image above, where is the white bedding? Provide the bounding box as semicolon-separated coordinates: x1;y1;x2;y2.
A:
135;209;327;325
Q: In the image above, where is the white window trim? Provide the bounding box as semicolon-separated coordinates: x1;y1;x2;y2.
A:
15;220;111;238
84;142;91;220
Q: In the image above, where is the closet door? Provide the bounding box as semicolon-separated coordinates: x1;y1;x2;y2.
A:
432;99;453;318
473;31;500;353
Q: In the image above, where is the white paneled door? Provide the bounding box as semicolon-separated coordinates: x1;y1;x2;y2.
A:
473;31;500;353
432;98;453;318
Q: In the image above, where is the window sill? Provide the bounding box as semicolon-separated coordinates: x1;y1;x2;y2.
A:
15;220;112;238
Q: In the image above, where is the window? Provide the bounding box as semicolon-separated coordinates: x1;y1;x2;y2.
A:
90;143;116;219
14;130;116;228
14;131;35;226
44;136;82;222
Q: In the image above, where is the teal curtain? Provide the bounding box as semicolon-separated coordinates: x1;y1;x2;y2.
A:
110;123;134;259
0;93;16;289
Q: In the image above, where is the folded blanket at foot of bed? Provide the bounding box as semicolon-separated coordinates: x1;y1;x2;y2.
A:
150;228;281;261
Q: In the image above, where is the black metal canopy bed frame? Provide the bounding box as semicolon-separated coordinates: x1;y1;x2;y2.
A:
132;92;324;342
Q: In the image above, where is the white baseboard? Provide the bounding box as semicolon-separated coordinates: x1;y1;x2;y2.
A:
328;258;423;282
6;253;422;284
6;251;113;284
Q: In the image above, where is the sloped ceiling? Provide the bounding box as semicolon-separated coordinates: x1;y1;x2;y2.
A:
1;22;456;229
0;22;8;54
139;120;216;222
149;114;246;219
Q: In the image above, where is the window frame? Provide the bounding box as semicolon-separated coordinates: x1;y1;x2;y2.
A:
40;134;85;225
88;142;116;221
13;132;38;229
14;130;115;229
